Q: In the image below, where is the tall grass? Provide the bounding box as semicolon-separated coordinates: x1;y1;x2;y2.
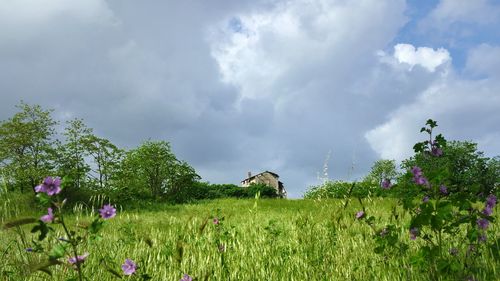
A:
1;198;498;280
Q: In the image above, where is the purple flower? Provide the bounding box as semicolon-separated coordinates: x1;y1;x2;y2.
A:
35;176;61;196
381;179;392;189
40;208;54;223
411;166;423;177
121;259;136;276
431;147;443;157
476;218;489;230
414;176;428;186
422;196;430;203
482;206;493;216
439;185;448;195
409;227;419;240
213;218;219;225
26;248;33;252
99;204;116;219
449;247;458;256
486;194;497;208
68;252;89;265
180;274;193;281
355;210;365;219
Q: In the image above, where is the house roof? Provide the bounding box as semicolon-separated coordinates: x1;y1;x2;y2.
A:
241;170;279;182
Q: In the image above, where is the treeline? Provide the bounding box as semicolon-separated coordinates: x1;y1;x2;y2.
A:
305;141;499;199
0;102;279;206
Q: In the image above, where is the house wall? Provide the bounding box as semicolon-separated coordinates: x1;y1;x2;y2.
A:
242;172;279;190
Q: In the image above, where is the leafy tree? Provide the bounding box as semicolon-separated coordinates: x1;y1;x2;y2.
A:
116;140;200;201
0;102;57;192
86;135;123;189
402;140;499;198
363;159;398;186
58;118;92;189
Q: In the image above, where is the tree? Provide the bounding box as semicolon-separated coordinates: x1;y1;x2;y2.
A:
116;140;200;201
58;118;92;189
86;135;123;189
0;102;57;192
363;159;399;186
401;140;499;198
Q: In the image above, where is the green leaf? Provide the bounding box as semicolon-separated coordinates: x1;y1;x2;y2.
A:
3;217;37;229
36;193;51;206
88;218;104;234
29;259;62;276
48;244;67;260
30;221;50;241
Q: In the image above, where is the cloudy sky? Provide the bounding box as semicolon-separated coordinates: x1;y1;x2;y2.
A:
1;0;499;197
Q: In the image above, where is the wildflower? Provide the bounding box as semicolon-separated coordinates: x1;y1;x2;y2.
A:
355;210;365;219
414;176;428;186
180;274;193;281
431;147;443;157
482;206;493;216
422;196;430;203
476;218;489;230
380;228;388;237
439;185;448;195
213;217;219;225
121;259;136;276
35;176;61;196
449;248;458;256
68;252;89;265
486;194;497;208
40;208;54;223
381;179;392;189
26;248;33;252
409;227;419;240
411;166;423;177
99;204;116;219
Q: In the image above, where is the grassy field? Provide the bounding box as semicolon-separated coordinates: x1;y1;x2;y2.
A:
1;195;498;280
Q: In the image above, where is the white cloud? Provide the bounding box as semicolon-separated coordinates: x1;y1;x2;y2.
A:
426;0;500;26
465;44;500;78
393;43;451;72
209;0;406;100
365;76;500;162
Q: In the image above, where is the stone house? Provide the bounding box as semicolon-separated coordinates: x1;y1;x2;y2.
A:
241;171;287;198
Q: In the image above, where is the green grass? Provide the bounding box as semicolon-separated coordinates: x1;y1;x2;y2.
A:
1;196;498;280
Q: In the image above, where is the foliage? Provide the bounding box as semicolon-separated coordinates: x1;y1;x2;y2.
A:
402;140;499;198
114;140;200;202
0;101;58;193
1;198;498;280
360;119;499;280
362;159;399;187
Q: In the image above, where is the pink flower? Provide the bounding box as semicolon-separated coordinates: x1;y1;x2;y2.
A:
213;218;219;225
35;176;62;196
381;179;392;189
355;210;365;219
40;208;54;223
99;204;116;219
68;252;89;265
121;259;136;276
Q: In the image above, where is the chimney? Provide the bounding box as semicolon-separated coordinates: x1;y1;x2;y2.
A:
248;171;252;178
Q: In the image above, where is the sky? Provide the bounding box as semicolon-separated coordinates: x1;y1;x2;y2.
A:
1;0;499;198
